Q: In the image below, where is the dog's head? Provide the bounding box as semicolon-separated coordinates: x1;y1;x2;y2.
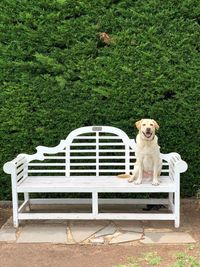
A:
135;119;159;140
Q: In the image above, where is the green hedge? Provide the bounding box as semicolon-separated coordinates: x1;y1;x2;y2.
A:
0;0;200;199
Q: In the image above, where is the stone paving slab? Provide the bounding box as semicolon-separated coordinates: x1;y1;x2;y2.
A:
109;232;143;244
17;224;67;244
94;223;116;238
1;216;13;229
0;216;197;245
70;220;107;243
141;232;196;244
0;228;16;242
114;220;143;233
143;220;174;232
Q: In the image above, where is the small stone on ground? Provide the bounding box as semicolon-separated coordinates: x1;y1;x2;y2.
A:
90;237;105;244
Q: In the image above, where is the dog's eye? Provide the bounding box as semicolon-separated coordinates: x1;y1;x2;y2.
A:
142;124;146;126
150;124;154;126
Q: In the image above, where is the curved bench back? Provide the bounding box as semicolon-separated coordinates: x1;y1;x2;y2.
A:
26;126;171;179
27;126;136;177
65;126;134;177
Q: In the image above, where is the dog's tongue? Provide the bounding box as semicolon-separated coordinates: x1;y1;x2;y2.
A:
145;132;152;138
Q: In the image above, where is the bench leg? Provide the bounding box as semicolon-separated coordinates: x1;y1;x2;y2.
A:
174;191;180;228
24;193;30;211
12;191;19;228
175;219;180;228
168;193;174;212
92;192;98;217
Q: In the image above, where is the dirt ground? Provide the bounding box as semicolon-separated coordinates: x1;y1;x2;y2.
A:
0;199;200;267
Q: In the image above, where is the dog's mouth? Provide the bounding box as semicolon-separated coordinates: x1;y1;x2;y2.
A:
142;131;153;139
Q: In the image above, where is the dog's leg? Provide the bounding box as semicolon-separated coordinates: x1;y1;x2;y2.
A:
134;161;143;184
152;161;161;186
152;176;159;185
128;166;138;183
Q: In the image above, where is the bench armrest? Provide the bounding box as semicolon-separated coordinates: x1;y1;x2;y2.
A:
161;152;188;174
3;154;28;178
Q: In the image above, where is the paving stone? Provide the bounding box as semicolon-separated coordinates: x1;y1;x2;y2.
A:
141;232;196;244
0;228;16;242
114;220;143;233
70;221;107;243
17;224;67;243
90;237;105;244
143;220;174;232
1;217;13;229
109;232;143;244
94;223;117;238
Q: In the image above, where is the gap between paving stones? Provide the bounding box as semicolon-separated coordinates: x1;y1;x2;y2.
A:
68;220;146;245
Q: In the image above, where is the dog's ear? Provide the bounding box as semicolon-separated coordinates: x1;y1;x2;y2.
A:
135;120;142;130
152;120;160;130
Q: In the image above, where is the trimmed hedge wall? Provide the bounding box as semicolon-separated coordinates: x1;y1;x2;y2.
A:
0;0;200;199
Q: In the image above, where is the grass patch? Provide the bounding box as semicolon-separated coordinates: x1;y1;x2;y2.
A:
113;252;162;267
113;245;200;267
142;252;162;266
171;252;200;267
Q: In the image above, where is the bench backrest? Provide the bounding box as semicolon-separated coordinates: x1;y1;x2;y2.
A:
27;126;136;177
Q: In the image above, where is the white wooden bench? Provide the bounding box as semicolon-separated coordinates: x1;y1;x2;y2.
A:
3;126;188;228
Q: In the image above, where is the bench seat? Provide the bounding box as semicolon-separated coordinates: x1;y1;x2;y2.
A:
18;176;175;193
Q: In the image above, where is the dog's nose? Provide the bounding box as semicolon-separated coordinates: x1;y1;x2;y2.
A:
146;128;151;132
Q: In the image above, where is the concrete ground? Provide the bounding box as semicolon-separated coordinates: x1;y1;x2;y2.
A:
0;199;199;267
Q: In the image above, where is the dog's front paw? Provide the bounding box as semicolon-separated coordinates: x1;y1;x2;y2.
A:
128;176;134;183
134;179;142;185
152;179;160;186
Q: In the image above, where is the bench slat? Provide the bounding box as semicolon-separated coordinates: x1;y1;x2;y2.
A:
74;136;122;140
71;170;126;173
70;149;126;153
29;163;129;167
70;156;134;159
29;163;66;166
70;163;127;166
44;156;66;159
71;143;125;146
28;170;65;173
18;213;175;221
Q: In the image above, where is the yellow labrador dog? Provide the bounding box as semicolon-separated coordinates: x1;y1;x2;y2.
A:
128;119;162;185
